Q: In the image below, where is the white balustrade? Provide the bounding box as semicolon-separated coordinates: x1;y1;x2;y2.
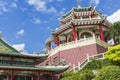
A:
71;53;105;71
48;37;108;57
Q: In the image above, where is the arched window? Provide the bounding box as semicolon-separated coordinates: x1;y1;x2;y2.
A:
80;32;92;38
68;34;73;42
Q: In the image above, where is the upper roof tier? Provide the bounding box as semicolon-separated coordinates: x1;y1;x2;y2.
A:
62;6;94;18
51;5;110;35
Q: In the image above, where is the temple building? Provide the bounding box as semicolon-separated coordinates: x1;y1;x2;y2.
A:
0;34;68;80
43;1;111;71
0;1;112;80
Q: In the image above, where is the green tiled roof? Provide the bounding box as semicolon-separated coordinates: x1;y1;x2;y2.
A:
0;37;20;54
0;65;69;72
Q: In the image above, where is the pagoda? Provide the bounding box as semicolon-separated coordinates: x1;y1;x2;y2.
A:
43;0;110;71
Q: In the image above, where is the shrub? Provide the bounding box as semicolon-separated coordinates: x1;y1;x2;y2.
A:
94;65;120;80
83;59;102;70
76;70;95;80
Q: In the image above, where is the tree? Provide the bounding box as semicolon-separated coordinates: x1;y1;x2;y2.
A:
109;21;120;44
94;65;120;80
105;45;120;65
60;70;95;80
83;59;102;70
75;70;95;80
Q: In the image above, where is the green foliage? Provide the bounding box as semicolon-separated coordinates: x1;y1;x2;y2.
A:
105;45;120;65
101;59;114;67
83;59;102;70
60;70;94;80
109;21;120;44
75;70;95;80
109;21;120;37
60;59;120;80
60;71;75;78
94;65;120;80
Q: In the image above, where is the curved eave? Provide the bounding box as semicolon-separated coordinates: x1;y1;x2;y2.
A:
52;19;103;34
0;52;49;58
36;65;69;73
45;37;54;45
0;65;69;73
62;9;73;19
52;22;72;35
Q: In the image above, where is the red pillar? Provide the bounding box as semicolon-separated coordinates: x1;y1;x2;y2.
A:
52;73;54;80
32;76;34;80
55;35;59;46
72;26;77;41
99;24;105;41
37;72;40;80
10;70;14;80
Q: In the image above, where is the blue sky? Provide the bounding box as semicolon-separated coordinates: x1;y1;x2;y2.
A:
0;0;120;53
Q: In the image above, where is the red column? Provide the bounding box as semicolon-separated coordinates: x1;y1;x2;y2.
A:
99;24;105;41
72;26;77;41
10;70;14;80
32;76;34;80
55;35;59;46
37;72;40;80
52;73;54;80
59;51;60;65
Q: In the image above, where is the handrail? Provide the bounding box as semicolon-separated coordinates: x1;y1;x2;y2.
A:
48;37;108;57
71;53;105;71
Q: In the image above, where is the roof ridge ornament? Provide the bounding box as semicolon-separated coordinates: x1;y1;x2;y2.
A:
78;0;81;8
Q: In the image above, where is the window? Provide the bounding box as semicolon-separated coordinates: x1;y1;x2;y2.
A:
80;32;92;38
53;57;58;66
45;61;49;66
60;58;66;66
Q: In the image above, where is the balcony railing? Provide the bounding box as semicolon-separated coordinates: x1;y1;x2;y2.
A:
48;37;108;56
0;60;34;67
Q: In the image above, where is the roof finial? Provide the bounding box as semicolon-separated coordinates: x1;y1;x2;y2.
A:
78;0;81;8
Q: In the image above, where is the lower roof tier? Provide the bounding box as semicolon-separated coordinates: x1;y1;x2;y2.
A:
0;65;69;73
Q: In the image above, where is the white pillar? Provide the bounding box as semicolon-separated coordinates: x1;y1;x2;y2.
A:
78;62;81;70
87;54;90;62
73;64;75;72
7;76;9;80
25;76;26;80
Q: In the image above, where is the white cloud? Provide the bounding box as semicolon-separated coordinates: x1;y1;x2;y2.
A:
90;0;100;6
47;7;57;13
107;9;120;23
11;3;17;8
17;29;24;36
0;1;9;14
34;18;41;24
12;43;25;51
27;0;57;13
